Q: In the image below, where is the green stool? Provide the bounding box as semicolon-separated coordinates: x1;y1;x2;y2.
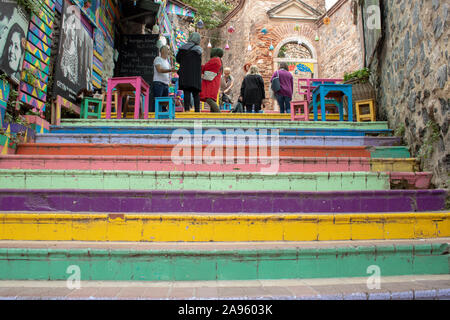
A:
81;97;102;119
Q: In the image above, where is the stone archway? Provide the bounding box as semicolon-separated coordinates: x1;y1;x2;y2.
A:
272;36;318;108
273;36;318;62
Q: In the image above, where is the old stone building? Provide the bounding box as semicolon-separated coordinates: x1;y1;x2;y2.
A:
369;0;449;189
212;0;363;109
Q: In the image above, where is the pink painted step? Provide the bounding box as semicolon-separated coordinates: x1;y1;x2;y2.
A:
389;172;433;189
0;155;371;172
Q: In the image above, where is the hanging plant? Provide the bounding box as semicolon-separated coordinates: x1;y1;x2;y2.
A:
17;0;41;17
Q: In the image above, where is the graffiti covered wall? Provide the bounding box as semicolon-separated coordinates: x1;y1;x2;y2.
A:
53;0;94;103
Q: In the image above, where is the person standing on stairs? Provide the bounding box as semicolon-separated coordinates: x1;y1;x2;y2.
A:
271;62;294;114
176;32;203;112
200;48;224;113
153;45;176;100
239;65;266;113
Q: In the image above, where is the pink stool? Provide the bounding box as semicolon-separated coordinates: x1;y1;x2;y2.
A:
290;101;309;121
105;76;150;119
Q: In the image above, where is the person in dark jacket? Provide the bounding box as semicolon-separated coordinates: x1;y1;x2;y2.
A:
239;65;265;113
176;32;202;112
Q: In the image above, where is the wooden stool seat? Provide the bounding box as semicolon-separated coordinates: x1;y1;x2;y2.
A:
81;97;102;119
155;97;175;119
222;103;232;111
290;100;309;121
355;99;376;122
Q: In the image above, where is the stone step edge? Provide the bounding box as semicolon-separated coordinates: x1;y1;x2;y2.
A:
0;238;450;255
0;154;419;162
0;168;424;177
0;238;448;251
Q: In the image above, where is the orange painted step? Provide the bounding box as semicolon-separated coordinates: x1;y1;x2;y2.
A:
16;143;373;158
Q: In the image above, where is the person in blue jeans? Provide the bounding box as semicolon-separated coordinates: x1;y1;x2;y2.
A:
271;62;293;113
153;45;176;110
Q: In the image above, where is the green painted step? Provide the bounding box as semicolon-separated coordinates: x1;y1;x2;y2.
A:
59;119;390;130
0;242;448;281
371;146;411;158
0;169;390;191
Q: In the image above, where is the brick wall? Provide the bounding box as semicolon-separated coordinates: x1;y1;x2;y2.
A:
217;0;325;109
317;0;364;78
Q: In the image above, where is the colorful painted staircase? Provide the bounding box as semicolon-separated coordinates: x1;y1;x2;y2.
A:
0;117;448;298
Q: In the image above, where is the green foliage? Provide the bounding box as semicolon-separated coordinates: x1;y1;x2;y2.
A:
418;119;440;161
17;0;40;17
183;0;232;29
22;68;39;87
278;46;287;58
394;122;405;138
344;68;371;83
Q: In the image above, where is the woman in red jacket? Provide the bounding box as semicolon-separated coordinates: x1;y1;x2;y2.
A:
200;48;223;113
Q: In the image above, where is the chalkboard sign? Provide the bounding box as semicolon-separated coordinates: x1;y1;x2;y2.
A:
116;34;159;85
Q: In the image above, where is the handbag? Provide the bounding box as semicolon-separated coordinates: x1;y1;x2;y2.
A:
271;71;281;92
202;71;217;81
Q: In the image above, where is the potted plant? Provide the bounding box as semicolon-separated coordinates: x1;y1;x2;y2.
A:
24;109;50;134
343;68;376;117
83;0;92;9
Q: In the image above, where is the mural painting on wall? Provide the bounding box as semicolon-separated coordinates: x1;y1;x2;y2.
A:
287;63;314;74
0;0;30;84
54;0;94;103
101;41;114;88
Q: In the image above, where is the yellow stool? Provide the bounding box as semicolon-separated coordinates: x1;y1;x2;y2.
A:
355;99;376;122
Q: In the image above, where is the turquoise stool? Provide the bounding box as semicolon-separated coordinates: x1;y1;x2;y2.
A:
316;99;340;113
312;84;353;121
81;97;102;119
222;103;232;111
155;97;175;119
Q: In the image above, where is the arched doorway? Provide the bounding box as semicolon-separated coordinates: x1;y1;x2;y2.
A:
273;37;318;106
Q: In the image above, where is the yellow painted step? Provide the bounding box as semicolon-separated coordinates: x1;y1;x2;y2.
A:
370;158;419;172
0;212;448;242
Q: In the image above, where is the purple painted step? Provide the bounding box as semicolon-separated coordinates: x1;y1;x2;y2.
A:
0;189;446;213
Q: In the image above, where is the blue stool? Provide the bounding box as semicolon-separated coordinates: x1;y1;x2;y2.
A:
312;84;353;122
222;103;232;111
155;97;175;119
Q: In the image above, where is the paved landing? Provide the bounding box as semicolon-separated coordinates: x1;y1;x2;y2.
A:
0;275;448;300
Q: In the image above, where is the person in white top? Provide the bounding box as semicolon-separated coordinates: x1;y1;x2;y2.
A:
153;45;176;98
